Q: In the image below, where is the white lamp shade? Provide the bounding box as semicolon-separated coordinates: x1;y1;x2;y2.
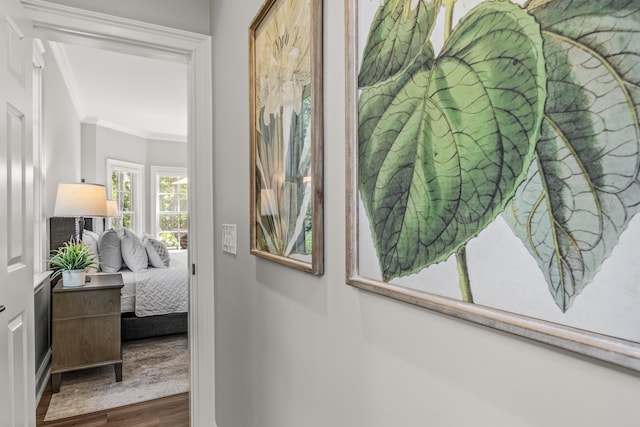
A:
54;183;108;217
106;199;119;217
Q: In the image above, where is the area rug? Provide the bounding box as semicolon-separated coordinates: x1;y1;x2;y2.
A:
44;334;189;421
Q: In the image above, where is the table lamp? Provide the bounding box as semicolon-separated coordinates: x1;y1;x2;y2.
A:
105;199;119;229
53;182;108;241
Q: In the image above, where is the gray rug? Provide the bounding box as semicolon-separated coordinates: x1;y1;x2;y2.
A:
44;334;189;421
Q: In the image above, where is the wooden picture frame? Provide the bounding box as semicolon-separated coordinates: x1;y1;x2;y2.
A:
249;0;323;275
346;0;640;371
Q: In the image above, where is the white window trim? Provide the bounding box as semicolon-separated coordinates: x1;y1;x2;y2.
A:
150;165;187;239
106;159;144;233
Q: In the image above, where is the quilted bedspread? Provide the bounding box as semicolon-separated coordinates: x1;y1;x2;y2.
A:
133;250;189;317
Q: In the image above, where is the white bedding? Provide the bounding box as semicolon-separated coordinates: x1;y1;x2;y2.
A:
118;250;188;317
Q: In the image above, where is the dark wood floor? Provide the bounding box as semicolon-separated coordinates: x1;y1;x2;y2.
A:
36;382;189;426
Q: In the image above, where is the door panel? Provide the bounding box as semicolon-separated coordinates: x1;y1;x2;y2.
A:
0;0;35;425
6;16;25;85
8;313;28;427
7;102;26;268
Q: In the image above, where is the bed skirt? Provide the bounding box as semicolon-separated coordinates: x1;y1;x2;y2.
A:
121;312;188;341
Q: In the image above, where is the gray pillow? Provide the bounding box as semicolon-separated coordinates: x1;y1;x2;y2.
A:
144;236;171;268
98;229;122;272
121;228;148;272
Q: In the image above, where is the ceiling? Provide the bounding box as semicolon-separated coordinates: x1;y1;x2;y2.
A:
49;41;187;141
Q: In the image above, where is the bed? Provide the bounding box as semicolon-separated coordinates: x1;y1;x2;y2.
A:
49;218;189;341
118;250;189;340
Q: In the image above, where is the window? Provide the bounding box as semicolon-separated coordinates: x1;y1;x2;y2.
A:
107;159;144;233
151;166;187;249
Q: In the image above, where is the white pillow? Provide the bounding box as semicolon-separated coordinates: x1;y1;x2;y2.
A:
82;229;100;269
121;228;148;272
143;235;171;268
98;229;122;273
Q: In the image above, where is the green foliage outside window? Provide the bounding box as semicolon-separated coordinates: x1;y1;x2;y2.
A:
157;175;188;249
111;170;134;229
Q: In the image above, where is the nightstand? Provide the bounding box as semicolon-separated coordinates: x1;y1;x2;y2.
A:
51;273;124;393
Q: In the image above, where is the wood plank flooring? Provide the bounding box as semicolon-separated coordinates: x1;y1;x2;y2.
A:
37;382;189;426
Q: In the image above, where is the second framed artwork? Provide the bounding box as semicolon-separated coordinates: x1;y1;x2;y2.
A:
346;0;640;371
249;0;324;275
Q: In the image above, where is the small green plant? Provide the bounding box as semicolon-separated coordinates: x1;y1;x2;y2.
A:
49;240;97;279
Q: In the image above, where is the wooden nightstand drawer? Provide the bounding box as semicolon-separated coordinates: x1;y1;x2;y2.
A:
52;288;120;318
52;316;121;370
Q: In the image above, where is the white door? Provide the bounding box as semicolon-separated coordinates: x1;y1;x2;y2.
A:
0;0;35;425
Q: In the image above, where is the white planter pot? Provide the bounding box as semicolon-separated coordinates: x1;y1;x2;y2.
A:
62;269;86;287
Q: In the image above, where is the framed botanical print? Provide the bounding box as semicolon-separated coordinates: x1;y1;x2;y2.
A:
346;0;640;371
249;0;323;275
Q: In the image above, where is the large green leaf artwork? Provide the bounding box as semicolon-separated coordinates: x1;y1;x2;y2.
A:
358;0;640;311
358;0;547;281
503;0;640;311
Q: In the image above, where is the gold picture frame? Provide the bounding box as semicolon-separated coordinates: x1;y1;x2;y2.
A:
249;0;323;275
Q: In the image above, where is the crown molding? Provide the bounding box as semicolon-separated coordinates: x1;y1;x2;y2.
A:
47;41;84;119
82;117;186;142
83;117;146;139
146;132;187;143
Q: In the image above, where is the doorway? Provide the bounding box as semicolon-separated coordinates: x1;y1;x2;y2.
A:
22;0;215;424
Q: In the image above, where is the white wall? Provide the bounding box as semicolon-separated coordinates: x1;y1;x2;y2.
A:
43;47;81;217
146;139;187;168
80;124;186;234
80;122;96;183
211;2;640;427
92;125;147;184
41;0;210;35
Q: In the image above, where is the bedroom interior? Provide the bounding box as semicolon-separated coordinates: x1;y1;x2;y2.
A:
34;23;190;421
1;0;214;424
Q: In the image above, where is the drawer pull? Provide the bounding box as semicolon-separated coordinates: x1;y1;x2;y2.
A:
0;305;5;313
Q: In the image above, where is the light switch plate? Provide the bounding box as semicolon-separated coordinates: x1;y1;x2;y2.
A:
222;224;237;255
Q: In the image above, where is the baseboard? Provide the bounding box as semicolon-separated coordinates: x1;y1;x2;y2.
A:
36;350;51;405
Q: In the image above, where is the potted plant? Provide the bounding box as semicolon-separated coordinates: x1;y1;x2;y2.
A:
49;239;97;287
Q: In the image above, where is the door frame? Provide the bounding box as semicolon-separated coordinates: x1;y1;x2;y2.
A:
20;1;216;424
